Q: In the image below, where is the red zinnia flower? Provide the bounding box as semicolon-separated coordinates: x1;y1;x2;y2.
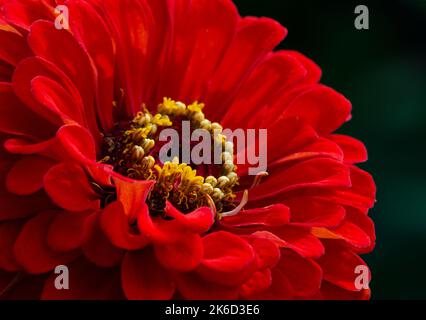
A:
0;0;376;300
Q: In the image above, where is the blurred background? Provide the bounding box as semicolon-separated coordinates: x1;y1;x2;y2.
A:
234;0;426;299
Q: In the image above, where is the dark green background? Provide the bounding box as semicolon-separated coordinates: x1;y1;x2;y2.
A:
234;0;426;299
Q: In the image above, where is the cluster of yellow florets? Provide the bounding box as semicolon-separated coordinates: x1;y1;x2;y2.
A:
101;98;240;214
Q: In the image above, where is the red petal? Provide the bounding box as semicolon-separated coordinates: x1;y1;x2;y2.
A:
164;202;214;233
197;231;256;286
221;204;290;228
0;82;54;139
155;233;203;272
115;182;186;244
265;118;318;166
113;175;155;219
313;221;371;249
205;17;287;121
4;137;58;155
276;250;322;297
222;51;307;129
347;166;377;208
100;201;150;250
167;0;239;102
121;249;175;300
83;213;123;268
250;158;351;202
28;20;99;138
137;204;181;243
44;162;100;212
0;192;52;221
86;162;114;187
346;207;376;253
31;75;85;124
6;155;55;195
0;26;31;66
240;269;272;298
284;51;322;84
90;0;158;115
244;235;281;269
253;265;294;300
2;0;54;31
66;0;115;132
283;196;345;227
320;281;370;300
13;211;79;274
282;85;352;135
318;240;369;291
47;211;91;252
56;124;97;163
312;166;376;210
12;58;64;126
254;226;325;259
269;137;344;169
329;134;368;164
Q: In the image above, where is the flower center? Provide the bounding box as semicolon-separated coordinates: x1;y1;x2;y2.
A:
100;98;239;215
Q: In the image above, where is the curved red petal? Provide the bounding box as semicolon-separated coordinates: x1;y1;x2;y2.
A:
0;82;54;139
44;162;100;212
155;233;203;272
56;124;97;163
100;201;150;250
276;250;322;298
221;204;290;228
66;0;115;132
14;211;79;274
318;240;369;291
283;196;346;228
0;26;31;66
283;85;352;135
223;51;307;129
168;0;239;103
240;269;272;299
329;134;368;164
250;158;351;202
244;235;281;269
197;231;256;286
164;202;215;233
6;155;55;196
205;17;287;121
28;20;99;138
82;213;123;268
47;211;91;252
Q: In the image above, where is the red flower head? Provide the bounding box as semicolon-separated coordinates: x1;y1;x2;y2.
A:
0;0;376;300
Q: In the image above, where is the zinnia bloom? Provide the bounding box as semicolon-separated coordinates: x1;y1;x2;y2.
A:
0;0;376;300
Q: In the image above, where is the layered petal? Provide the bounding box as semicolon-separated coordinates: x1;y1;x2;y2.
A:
13;211;79;274
196;231;256;286
44;162;100;212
